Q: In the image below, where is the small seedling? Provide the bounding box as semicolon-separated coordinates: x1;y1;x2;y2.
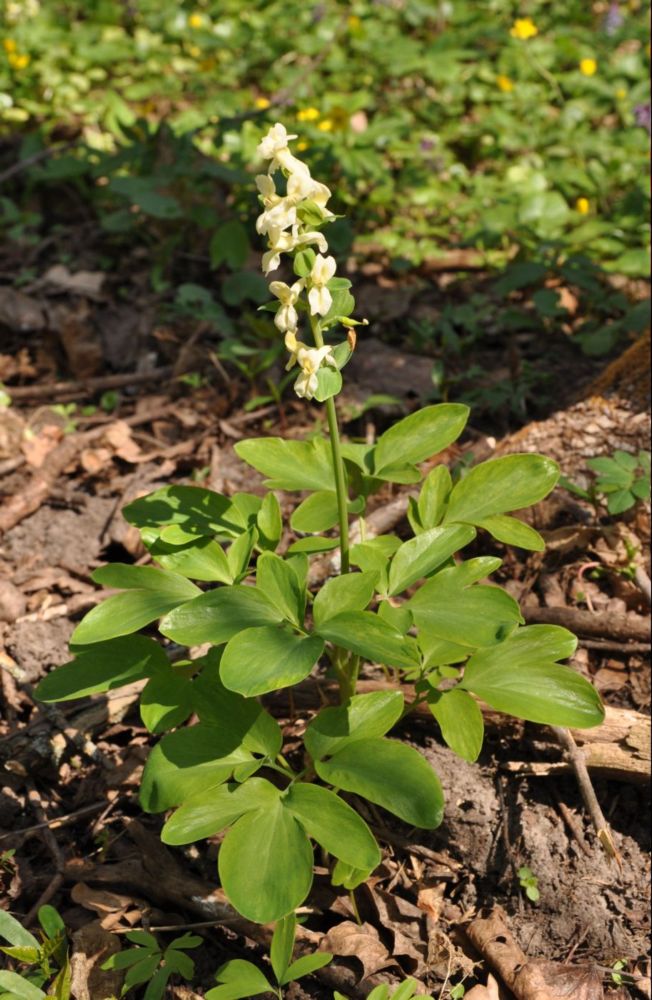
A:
610;958;626;986
449;985;466;999
0;904;70;999
101;930;201;1000
517;865;540;902
562;449;651;516
207;913;331;998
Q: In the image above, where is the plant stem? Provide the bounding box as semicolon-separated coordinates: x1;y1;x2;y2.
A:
310;316;350;574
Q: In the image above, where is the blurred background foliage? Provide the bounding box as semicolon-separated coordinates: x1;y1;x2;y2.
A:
1;0;650;418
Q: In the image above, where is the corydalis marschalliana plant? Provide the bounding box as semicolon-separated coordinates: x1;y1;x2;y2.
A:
35;122;604;971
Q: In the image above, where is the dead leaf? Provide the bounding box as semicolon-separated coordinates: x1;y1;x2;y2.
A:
0;579;27;623
0;407;25;459
80;447;112;475
321;920;394;979
0;287;46;331
44;264;105;300
465;975;500;1000
71;882;142;930
417;885;445;922
70;920;123;1000
21;425;64;467
49;300;103;379
104;421;142;463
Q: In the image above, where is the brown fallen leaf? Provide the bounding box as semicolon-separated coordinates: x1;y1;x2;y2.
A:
321;920;394;979
104;420;143;463
465;974;500;1000
71;881;143;930
0;286;46;331
21;425;64;467
70;920;123;1000
49;299;104;379
43;264;105;300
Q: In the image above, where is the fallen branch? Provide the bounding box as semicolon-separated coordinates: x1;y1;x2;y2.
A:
464;906;604;1000
523;605;650;643
6;366;173;402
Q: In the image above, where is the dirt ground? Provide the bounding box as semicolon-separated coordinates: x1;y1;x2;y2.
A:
0;284;651;999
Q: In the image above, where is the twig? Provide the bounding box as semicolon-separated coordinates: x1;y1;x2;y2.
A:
524;605;650;643
6;366;173;402
550;726;622;868
23;787;65;927
549;786;592;858
581;639;650;654
634;565;651;605
0;800;106;841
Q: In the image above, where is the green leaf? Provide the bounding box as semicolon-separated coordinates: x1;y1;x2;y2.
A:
210;219;249;270
36;636;167;702
234;437;335;491
417;465;453;530
192;652;283;757
305;690;405;761
284;783;380;871
0;911;39;949
477;515;545;551
219;802;314;922
160;585;283;646
419;634;469;669
256;552;304;626
0;945;40;962
162;778;280;845
221;626;324;697
37;905;64;939
256;492;282;552
123;485;242;536
226;527;257;582
124;930;159;950
428;688;484;762
316;611;419;668
291;491;339;533
312;572;378;627
140;725;253;812
91;564;201;597
271;914;295;985
70;565;200;645
314;366;343;402
0;972;46;999
388;524;476;595
374;404;469;475
281;952;333;986
408;574;522;648
444;454;559;524
316;738;444;828
293;248;316;277
207;959;272;1000
461;626;603;728
144;966;172;1000
150;536;233;583
123;954;162;992
288;536;339;554
331;859;374;890
606;489;635;514
102;948;155;970
140;670;194;733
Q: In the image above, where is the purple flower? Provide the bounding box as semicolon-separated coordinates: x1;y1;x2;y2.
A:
634;102;651;134
603;3;624;35
420;138;436;152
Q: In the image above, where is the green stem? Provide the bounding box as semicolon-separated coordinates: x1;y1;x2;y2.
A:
310;316;350;574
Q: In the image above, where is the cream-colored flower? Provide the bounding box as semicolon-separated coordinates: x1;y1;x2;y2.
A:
257;122;310;177
293;344;337;400
261;225;328;273
288;173;334;218
308;254;337;316
269;279;304;332
257;198;297;235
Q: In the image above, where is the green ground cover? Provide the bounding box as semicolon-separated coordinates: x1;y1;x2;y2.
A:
1;0;650;386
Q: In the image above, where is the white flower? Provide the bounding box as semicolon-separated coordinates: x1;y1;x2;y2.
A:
269;279;304;332
293;344;337;400
262;225;329;274
257;123;297;160
287;174;334;218
308;254;337;316
256;199;297;235
257;122;310;177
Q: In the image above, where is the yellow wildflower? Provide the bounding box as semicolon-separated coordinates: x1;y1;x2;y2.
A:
317;118;333;132
188;12;204;28
8;52;30;69
575;197;590;214
510;18;538;40
616;88;627;99
255;96;271;110
188;44;201;58
497;74;514;92
297;107;320;122
3;38;17;53
348;14;361;30
296;140;309;152
579;57;597;76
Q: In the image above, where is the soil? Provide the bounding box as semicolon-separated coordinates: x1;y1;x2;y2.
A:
0;272;650;999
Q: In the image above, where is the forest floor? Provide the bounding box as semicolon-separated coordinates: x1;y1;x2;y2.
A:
0;263;650;1000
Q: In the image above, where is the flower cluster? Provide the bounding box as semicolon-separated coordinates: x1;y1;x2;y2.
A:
255;123;341;401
